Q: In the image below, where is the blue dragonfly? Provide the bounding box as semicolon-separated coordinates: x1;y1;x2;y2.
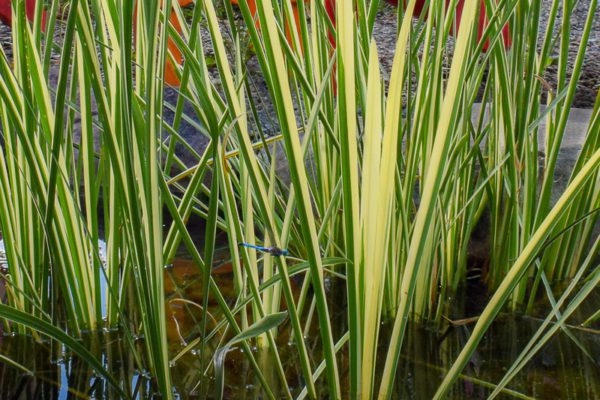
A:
239;243;289;257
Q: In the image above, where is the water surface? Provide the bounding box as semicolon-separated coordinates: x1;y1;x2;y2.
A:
0;256;598;399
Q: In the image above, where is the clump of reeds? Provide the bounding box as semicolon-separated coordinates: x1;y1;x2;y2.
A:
0;0;597;398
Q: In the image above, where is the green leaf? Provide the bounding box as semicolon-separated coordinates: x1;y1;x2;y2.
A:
214;312;288;400
0;304;128;398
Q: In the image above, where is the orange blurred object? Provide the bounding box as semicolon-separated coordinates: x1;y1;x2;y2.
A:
230;0;303;51
131;0;194;86
0;0;190;86
164;0;194;86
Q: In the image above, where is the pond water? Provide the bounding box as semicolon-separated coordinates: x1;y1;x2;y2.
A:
0;253;598;399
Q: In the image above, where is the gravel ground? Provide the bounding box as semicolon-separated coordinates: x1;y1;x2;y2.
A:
370;0;600;107
550;0;600;107
1;2;597;108
0;1;597;156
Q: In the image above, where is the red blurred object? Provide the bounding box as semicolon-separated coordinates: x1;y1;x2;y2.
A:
3;0;510;87
396;0;511;50
407;0;512;50
0;0;44;28
227;0;510;51
325;0;336;45
322;0;510;51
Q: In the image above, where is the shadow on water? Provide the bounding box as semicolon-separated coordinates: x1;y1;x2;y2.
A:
0;248;598;399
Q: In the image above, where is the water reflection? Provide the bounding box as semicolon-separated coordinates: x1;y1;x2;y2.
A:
392;315;600;399
0;255;598;399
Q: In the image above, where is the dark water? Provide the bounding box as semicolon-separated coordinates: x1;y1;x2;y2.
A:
0;256;598;399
